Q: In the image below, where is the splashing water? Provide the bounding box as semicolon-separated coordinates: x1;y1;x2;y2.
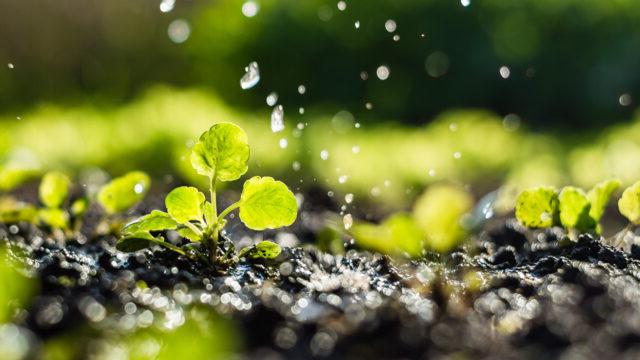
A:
159;0;175;12
271;105;285;132
266;92;278;106
345;193;354;204
240;61;260;89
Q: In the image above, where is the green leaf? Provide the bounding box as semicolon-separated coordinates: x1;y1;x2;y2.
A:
587;179;620;221
238;240;282;259
558;186;594;232
38;208;69;229
515;186;559;228
239;176;298;230
190;123;250;182
39;171;71;208
0;167;39;192
350;213;424;257
619;181;640;224
97;171;150;214
413;184;473;253
70;198;88;217
0;198;37;223
202;201;215;226
117;231;164;252
177;227;201;242
123;210;178;234
165;186;206;224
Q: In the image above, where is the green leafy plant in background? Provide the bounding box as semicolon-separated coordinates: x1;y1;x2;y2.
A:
37;171;72;230
117;123;297;265
350;183;473;257
515;180;620;237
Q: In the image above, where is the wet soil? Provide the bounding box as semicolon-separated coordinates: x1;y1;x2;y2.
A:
3;213;640;359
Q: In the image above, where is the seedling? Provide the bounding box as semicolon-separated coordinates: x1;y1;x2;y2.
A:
117;123;298;265
38;171;72;230
515;180;620;237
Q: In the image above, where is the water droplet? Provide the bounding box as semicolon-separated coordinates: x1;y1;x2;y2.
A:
343;214;353;230
384;180;391;187
7;63;14;69
327;191;335;197
266;92;278;106
271;105;285;132
134;182;145;194
338;175;348;184
354;21;360;29
453;152;462;159
337;1;346;11
393;34;400;41
502;114;521;131
354;122;361;128
299;107;305;114
345;193;354;204
360;71;368;80
499;66;511;79
240;61;260;89
297;122;305;130
420;33;426;38
370;187;381;197
320;149;329;160
279;138;288;149
241;1;259;17
159;0;175;12
449;122;458;132
351;145;360;154
167;19;190;43
428;168;436;177
461;0;471;7
365;102;373;110
619;93;632;106
376;65;390;80
297;85;306;94
384;19;397;33
292;161;301;171
425;51;449;78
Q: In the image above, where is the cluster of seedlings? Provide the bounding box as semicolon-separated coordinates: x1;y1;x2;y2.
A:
0;123;298;267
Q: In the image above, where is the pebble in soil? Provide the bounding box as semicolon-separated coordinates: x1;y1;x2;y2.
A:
3;218;640;358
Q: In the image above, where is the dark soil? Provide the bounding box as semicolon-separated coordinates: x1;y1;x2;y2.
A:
3;212;640;359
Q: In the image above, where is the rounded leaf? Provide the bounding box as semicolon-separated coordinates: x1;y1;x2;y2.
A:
515;186;559;228
190;123;250;182
351;213;424;257
123;210;178;235
239;240;282;259
558;186;594;231
239;176;298;230
587;179;620;221
619;181;640;224
38;208;69;229
39;171;71;208
117;231;162;252
97;171;150;214
165;186;206;224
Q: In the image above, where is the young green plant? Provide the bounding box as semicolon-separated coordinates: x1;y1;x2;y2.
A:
515;180;620;237
117;123;298;264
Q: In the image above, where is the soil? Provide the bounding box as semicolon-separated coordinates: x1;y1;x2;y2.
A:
3;199;640;359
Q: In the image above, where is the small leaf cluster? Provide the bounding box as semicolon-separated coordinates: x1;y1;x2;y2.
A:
350;183;473;257
515;180;620;234
118;123;298;264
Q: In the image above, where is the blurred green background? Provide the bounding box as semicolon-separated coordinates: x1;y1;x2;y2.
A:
2;0;640;210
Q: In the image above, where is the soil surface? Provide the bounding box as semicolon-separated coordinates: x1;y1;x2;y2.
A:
3;211;640;359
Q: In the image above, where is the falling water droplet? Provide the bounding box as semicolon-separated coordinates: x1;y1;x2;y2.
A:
337;1;346;11
320;149;329;160
271;105;285;132
384;20;397;33
240;61;260;89
354;123;361;128
134;183;145;194
365;102;373;110
292;161;301;171
241;1;259;17
7;63;14;69
499;66;510;79
279;138;288;149
167;19;190;43
299;107;305;114
343;214;353;230
266;92;278;106
376;65;390;80
159;0;175;12
619;93;632;106
345;193;354;204
393;35;400;41
297;85;306;94
297;122;305;130
460;0;471;7
354;21;360;29
360;71;368;80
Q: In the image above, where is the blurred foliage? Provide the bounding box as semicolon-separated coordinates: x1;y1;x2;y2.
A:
0;247;36;323
1;0;640;128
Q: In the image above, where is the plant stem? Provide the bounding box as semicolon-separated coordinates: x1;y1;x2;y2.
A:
216;201;241;225
209;175;218;263
183;221;203;238
157;241;186;256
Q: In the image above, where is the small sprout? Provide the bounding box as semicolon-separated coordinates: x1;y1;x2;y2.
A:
351;213;424;257
117;123;298;267
515;186;559;228
558;186;594;233
238;240;282;260
413;184;473;253
588;179;620;221
97;171;150;214
619;181;640;224
239;176;298;230
39;171;71;208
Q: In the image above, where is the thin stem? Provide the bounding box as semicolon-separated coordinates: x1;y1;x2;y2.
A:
157;241;186;256
208;174;218;263
183;221;203;238
216;201;241;225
